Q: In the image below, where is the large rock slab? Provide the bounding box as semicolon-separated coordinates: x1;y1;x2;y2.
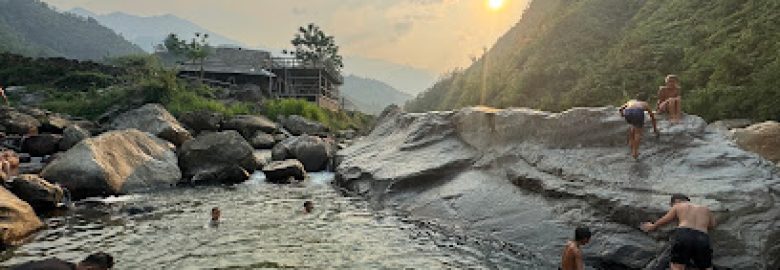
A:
222;115;277;139
6;174;63;211
279;115;327;136
272;135;333;172
733;121;780;165
179;110;223;134
41;129;181;199
110;103;192;146
249;131;276;149
0;107;40;135
178;130;258;185
262;159;306;184
336;106;780;269
0;186;44;247
58;125;90;151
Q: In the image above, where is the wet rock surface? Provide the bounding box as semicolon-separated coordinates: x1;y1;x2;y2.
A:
733;121;780;165
41;129;181;200
262;159;306;184
0;186;44;247
5;174;63;211
272;135;332;172
336;106;780;269
178;130;257;185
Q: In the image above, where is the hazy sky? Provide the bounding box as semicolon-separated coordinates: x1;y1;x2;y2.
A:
43;0;528;74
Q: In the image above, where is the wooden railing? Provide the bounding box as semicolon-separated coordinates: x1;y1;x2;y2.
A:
265;57;343;83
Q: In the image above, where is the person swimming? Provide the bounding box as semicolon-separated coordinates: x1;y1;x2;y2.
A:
619;93;660;159
209;207;221;227
303;201;314;214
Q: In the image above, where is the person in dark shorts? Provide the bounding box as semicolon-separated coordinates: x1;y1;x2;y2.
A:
619;93;659;159
11;252;114;270
641;194;716;270
560;227;591;270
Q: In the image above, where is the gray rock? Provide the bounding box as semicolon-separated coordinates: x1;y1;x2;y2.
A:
253;150;273;168
272;135;332;171
708;118;752;133
179;110;223;134
41;129;181;200
21;134;62;157
178;130;257;185
222;114;277;139
336;106;780;269
59;125;91;151
279;115;327;136
6;174;63;211
110;103;192;146
39;114;72;134
0;186;43;247
249;131;276;149
733;121;780;165
0;107;40;134
262;159;306;184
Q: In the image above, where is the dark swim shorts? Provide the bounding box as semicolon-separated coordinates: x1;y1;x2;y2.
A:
623;108;645;128
671;228;713;268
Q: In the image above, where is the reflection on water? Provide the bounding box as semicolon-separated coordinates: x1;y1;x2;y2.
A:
1;172;539;269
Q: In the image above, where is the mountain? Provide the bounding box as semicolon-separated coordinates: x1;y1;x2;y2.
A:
406;0;780;122
0;0;144;60
68;8;246;52
341;75;412;115
342;56;438;96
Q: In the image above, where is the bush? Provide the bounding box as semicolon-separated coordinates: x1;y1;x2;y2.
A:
262;98;374;132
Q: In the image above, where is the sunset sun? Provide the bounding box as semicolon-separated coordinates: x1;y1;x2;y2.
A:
488;0;505;11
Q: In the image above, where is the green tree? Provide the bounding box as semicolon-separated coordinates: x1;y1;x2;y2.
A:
163;32;211;80
283;23;344;72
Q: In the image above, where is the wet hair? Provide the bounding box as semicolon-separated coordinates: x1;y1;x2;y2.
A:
634;92;648;101
574;227;591;241
670;194;690;205
304;201;313;208
81;252;114;269
212;207;219;212
665;74;680;87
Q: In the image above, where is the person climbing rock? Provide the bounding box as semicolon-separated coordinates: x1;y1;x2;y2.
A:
560;227;591;270
10;252;115;270
619;93;659;159
641;194;716;270
657;74;682;124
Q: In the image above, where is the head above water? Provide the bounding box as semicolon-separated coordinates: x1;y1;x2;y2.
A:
77;252;114;270
574;227;591;244
211;207;221;221
670;193;690;206
303;201;314;213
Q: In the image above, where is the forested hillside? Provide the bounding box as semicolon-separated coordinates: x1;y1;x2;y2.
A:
406;0;780;122
0;0;143;60
342;75;411;115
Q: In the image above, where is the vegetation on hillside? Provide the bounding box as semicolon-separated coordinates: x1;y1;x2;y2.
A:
0;0;144;60
406;0;780;122
263;98;374;132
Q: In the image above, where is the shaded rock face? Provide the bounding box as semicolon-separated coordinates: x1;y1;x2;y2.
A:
179;110;223;134
222;115;277;139
272;135;332;172
21;134;62;157
110;103;192;146
262;159;306;184
733;121;780;165
0;107;40;134
249;132;276;149
178;130;257;185
59;125;90;151
336;106;780;269
6;174;63;211
0;186;44;247
279;115;327;136
41;129;181;200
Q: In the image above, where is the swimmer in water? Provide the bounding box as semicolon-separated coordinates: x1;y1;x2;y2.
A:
210;207;221;227
303;201;314;214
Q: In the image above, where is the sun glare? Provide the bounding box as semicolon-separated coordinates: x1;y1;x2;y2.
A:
488;0;505;11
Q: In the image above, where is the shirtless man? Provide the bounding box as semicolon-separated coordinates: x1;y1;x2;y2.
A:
560;227;591;270
0;84;8;105
657;75;682;124
619;93;659;159
641;194;716;270
0;150;20;182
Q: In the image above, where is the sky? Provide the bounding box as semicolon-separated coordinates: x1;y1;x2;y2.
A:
43;0;529;74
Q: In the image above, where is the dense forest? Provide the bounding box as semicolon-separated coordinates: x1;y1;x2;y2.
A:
341;75;411;115
0;0;143;60
406;0;780;122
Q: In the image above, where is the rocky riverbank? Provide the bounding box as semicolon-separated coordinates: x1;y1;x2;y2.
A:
0;103;346;248
335;106;780;269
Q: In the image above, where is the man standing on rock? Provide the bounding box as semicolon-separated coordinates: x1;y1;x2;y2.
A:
641;194;716;270
560;227;591;270
619;92;659;159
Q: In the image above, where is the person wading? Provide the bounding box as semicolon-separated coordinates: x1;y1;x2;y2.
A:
560;227;591;270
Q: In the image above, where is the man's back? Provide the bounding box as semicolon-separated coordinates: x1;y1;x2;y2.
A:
560;241;582;270
675;202;714;233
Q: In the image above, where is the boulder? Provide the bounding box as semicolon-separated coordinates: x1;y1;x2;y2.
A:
279;115;327;136
0;186;44;246
262;159;306;184
273;133;288;143
179;110;223;134
41;129;181;199
249;131;276;149
708;118;752;132
178;130;258;185
272;135;332;171
733;121;780;164
253;150;273;168
222;115;277;139
0;107;40;135
59;125;91;151
110;103;192;146
21;134;62;157
6;174;63;211
39;114;72;134
336;106;780;269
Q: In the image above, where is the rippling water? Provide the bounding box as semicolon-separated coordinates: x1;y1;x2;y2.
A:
1;172;543;269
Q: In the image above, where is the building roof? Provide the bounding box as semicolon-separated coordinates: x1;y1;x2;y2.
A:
178;63;275;77
177;47;276;77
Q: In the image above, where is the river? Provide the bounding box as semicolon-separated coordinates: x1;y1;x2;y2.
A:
0;172;546;269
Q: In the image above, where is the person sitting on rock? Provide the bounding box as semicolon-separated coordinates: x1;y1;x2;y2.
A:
0;84;8;106
619;93;659;159
657;74;682;124
641;194;716;270
303;201;314;214
0;150;19;182
560;227;591;270
10;252;115;270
